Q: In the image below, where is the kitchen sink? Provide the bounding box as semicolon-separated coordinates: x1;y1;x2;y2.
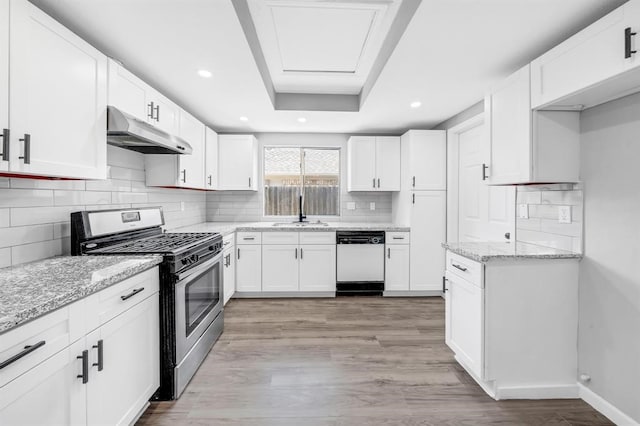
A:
272;221;330;227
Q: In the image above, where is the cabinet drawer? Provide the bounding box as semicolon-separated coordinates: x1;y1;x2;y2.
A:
262;232;299;245
236;232;261;245
222;233;235;249
386;232;410;245
299;232;336;245
446;251;483;287
85;267;159;332
0;307;73;387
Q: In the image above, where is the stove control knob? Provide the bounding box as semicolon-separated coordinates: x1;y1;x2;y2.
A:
181;258;188;265
209;246;214;251
372;237;380;244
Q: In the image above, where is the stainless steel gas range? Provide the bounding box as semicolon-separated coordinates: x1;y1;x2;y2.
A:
70;207;224;400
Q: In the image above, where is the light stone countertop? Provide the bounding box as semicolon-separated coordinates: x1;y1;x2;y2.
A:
442;241;583;263
174;222;410;235
0;255;163;334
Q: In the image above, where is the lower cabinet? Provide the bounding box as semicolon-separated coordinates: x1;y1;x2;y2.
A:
262;244;299;292
384;232;410;292
236;243;262;292
299;244;336;292
222;240;236;305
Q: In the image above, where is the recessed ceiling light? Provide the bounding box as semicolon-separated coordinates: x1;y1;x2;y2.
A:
197;69;212;78
297;117;307;123
239;116;248;122
410;101;422;108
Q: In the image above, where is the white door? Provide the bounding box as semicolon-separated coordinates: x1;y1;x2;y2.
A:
178;111;206;189
86;296;159;426
0;339;87;426
384;244;410;291
222;246;235;304
9;0;107;179
107;59;150;122
218;135;257;191
0;0;8;173
410;131;446;191
236;245;262;292
375;136;401;191
149;93;179;136
486;65;531;185
262;245;299;292
347;136;376;191
410;191;446;291
445;272;483;379
205;127;218;190
299;244;336;292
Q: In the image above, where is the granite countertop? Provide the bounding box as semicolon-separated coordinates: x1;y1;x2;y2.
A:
0;255;163;334
442;241;583;263
174;222;410;234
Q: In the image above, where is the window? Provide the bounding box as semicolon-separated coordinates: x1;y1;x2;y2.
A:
264;147;340;216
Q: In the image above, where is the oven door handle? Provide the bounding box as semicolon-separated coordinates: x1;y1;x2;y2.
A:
176;252;223;282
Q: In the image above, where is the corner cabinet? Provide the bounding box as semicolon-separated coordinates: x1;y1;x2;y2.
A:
205;127;219;190
218;135;258;191
347;136;400;191
4;0;107;179
485;64;580;185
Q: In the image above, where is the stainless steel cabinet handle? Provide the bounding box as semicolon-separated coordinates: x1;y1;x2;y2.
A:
625;27;637;58
208;175;212;186
77;350;89;384
181;169;187;183
0;340;46;370
154;104;160;122
0;128;9;162
243;237;255;241
377;178;380;188
392;236;404;240
19;134;30;164
248;177;252;188
482;163;489;181
237;248;240;259
387;248;391;259
295;248;298;259
372;178;376;188
452;264;468;272
412;193;415;204
120;287;145;301
300;248;303;259
412;176;415;188
92;339;104;371
147;102;155;120
442;276;448;293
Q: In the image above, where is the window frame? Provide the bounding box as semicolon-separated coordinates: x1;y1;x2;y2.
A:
262;145;342;220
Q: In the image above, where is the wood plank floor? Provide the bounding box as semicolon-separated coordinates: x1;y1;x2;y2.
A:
137;297;612;426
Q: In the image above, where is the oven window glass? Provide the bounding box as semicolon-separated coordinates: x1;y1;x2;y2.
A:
185;263;220;336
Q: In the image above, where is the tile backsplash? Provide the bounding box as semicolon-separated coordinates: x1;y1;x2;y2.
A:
0;146;206;267
206;191;392;223
516;183;583;253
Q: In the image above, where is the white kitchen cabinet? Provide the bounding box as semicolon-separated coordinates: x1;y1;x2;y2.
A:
218;135;258;191
0;0;8;173
347;136;400;191
531;0;640;110
262;244;300;292
444;251;580;399
299;244;336;292
7;0;107;179
409;191;446;292
205;127;219;190
485;64;580;185
236;244;262;292
148;92;180;136
400;130;446;191
384;236;410;292
222;236;236;304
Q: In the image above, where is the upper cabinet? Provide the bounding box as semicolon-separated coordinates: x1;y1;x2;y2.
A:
400;130;446;191
205;127;219;190
0;0;8;173
4;0;107;179
218;135;258;191
485;65;580;185
531;0;640;109
347;136;400;191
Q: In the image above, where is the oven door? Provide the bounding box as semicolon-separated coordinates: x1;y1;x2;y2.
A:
174;252;223;363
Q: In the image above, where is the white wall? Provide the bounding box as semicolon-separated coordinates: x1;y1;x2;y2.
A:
206;133;393;222
579;92;640;423
0;146;207;267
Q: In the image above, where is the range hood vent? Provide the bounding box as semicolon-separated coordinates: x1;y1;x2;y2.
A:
106;106;192;155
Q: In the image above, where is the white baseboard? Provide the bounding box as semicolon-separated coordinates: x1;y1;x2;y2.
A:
578;383;639;426
233;291;335;298
495;384;579;400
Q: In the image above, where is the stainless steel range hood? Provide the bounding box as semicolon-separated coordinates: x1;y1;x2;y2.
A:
106;106;192;155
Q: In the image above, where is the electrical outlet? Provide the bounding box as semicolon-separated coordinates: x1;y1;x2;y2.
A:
369;202;376;210
347;202;356;210
558;205;572;224
518;204;529;219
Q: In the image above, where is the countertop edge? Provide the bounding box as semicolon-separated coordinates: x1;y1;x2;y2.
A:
442;242;583;263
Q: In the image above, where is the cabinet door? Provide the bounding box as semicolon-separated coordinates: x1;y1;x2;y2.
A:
408;131;446;190
384;244;410;291
0;0;8;173
410;191;446;291
223;247;235;305
86;295;159;426
178;111;206;189
0;339;87;426
262;244;299;292
347;136;376;191
218;135;258;191
149;92;180;136
486;65;531;185
299;244;336;292
107;59;150;122
205;127;219;190
9;0;107;179
530;6;626;109
375;136;400;191
236;245;262;292
445;272;483;379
